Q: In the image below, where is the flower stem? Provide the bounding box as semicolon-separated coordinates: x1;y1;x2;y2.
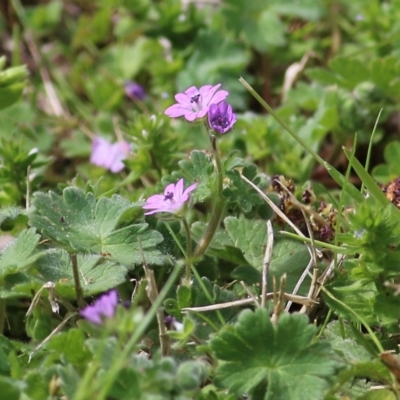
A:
182;217;192;285
193;134;225;257
0;299;6;334
70;253;85;309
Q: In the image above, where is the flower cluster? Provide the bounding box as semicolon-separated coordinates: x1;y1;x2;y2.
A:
164;83;236;134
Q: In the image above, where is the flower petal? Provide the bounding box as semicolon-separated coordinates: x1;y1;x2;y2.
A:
209;90;229;105
165;104;188;118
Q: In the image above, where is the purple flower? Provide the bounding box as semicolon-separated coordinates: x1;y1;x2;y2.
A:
80;290;118;325
124;81;146;100
90;137;131;173
165;84;229;122
208;101;236;134
142;178;198;216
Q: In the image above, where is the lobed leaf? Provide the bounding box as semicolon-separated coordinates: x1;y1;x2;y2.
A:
211;309;339;400
29;187;164;267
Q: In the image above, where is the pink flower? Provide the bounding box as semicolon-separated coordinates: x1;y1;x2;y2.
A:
90;137;131;173
143;178;198;216
164;84;229;122
80;290;118;325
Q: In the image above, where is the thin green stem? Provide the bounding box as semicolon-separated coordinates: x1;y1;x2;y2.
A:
361;108;382;194
239;77;325;167
279;231;352;253
182;218;192;285
70;253;85;309
0;298;6;334
193;135;225;257
315;308;333;341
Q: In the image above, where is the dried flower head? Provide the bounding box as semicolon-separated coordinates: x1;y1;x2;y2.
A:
142;178;198;216
164;84;228;122
90;137;131;173
80;290;118;325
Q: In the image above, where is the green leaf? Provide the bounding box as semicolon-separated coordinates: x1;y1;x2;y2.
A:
177;29;250;109
268;235;310;293
306;68;342;86
223;165;264;213
163;150;215;203
372;141;400;183
191;222;248;265
45;328;91;369
0;61;28;110
0;335;14;375
29;188;164;267
225;217;310;292
328;57;370;89
211;309;339;400
0;207;26;230
224;215;266;268
324;162;365;204
324;279;377;326
177;285;191;309
0;228;42;279
176;360;207;391
231;265;261;285
24;372;48;400
323;321;372;363
0;376;26;400
56;364;81;399
370;57;400;93
342;147;392;208
35;249;128;297
179;150;215;202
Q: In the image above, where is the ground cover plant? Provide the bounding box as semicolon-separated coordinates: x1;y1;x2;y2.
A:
2;0;400;399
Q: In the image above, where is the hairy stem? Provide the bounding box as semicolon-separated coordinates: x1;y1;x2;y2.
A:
70;253;85;309
193;135;225;257
182;218;192;285
0;298;6;334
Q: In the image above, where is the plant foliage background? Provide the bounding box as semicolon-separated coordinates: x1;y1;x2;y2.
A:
1;0;400;399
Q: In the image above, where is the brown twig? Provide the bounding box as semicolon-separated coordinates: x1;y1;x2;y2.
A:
261;220;274;308
271;274;286;325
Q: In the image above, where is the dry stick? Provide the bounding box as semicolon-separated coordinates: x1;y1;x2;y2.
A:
240;174;322;312
138;239;170;356
24;35;65;117
312;254;346;305
274;181;328;313
271;274;287;325
181;293;317;313
70;253;86;310
284;206;318;313
261;220;274;308
240;174;314;261
299;208;320;314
